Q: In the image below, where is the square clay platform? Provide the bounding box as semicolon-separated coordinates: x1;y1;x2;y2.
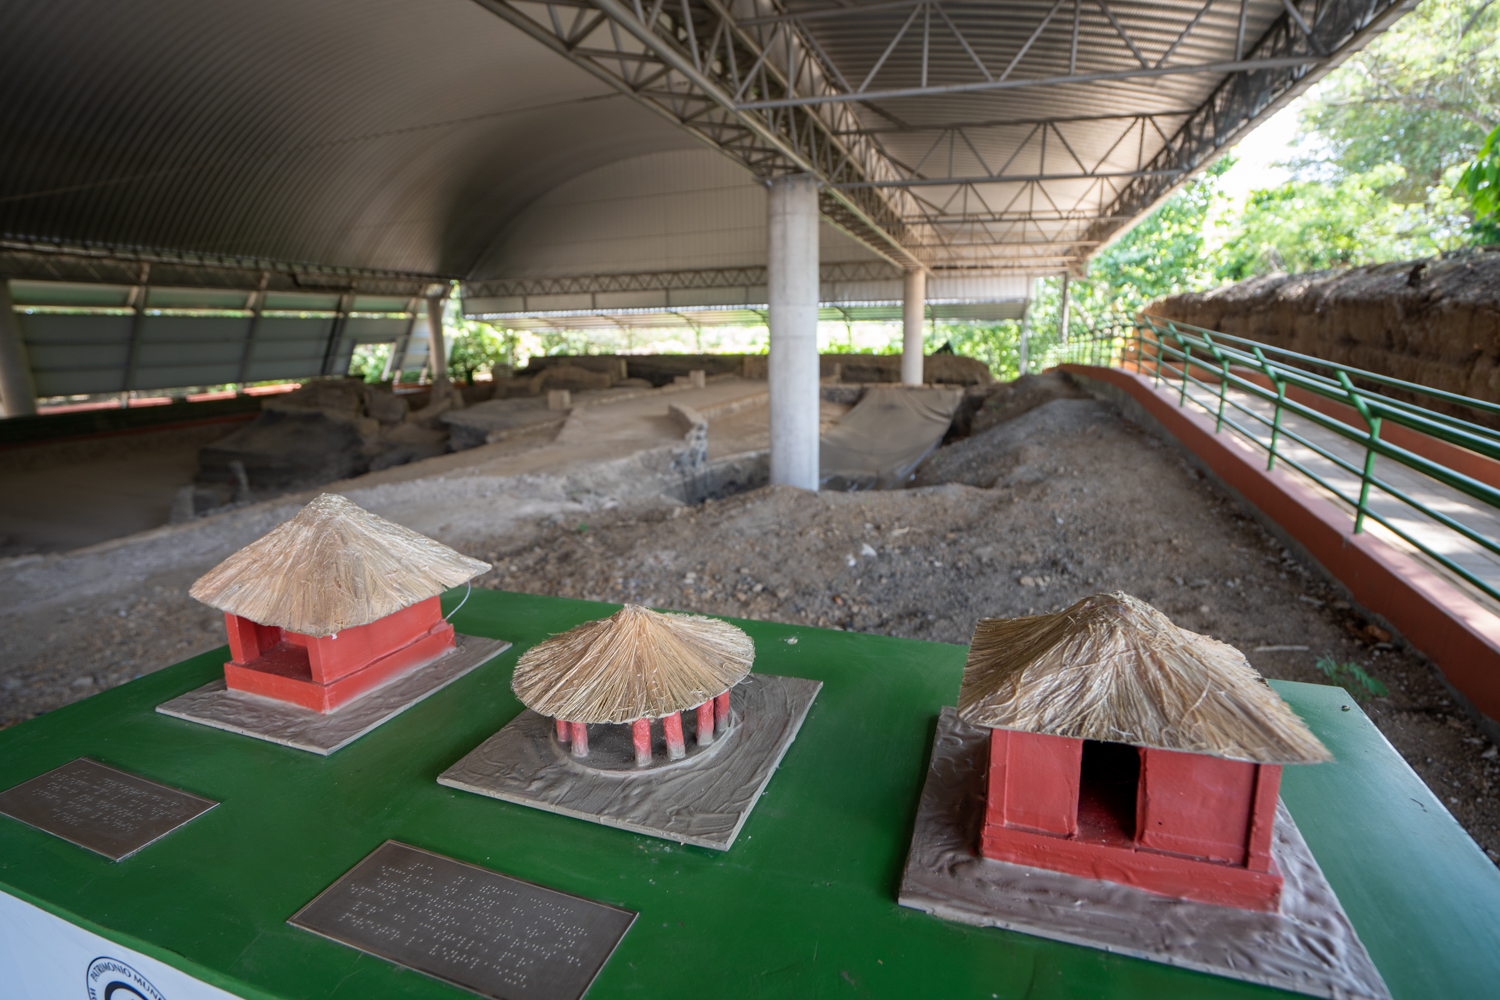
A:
898;708;1390;1000
156;634;511;755
438;672;820;850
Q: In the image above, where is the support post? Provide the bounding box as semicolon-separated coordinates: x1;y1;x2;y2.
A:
236;278;267;387
1058;273;1071;346
556;718;571;742
1018;311;1030;376
715;690;730;732
0;281;37;416
320;292;352;376
633;718;652;765
569;721;589;758
767;174;820;491
662;711;686;760
427;295;449;387
695;701;714;746
901;268;926;386
122;265;150;396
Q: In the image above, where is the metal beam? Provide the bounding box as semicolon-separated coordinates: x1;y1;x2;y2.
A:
1084;0;1419;256
837;168;1187;189
735;55;1320;110
469;0;932;269
463;261;899;300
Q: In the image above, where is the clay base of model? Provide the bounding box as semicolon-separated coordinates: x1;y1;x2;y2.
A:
157;634;512;755
438;673;820;851
898;708;1390;1000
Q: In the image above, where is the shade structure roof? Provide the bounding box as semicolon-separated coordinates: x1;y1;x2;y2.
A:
957;592;1331;764
0;0;1413;397
511;605;754;724
189;493;490;637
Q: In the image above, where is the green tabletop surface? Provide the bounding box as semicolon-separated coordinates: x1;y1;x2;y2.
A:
3;589;1499;1000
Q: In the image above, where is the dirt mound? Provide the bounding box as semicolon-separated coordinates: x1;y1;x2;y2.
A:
1149;248;1500;422
948;371;1091;440
913;397;1113;488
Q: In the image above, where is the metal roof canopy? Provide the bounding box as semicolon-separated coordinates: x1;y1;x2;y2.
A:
0;0;1413;396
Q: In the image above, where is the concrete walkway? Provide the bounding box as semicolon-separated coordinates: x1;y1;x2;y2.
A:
1167;377;1500;614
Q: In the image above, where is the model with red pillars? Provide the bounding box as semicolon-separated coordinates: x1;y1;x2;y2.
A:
512;604;753;768
188;493;490;714
958;592;1332;912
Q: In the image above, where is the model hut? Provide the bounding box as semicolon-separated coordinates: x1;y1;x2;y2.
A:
959;592;1331;911
189;494;489;713
511;605;753;765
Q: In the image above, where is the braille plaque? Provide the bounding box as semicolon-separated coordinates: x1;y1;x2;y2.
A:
289;841;635;1000
0;758;218;861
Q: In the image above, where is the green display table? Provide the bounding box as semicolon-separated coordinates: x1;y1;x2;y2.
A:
3;590;1498;999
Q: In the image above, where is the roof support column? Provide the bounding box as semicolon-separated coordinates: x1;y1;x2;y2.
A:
427;295;449;387
1059;273;1071;346
0;281;37;416
767;174;820;491
901;268;926;386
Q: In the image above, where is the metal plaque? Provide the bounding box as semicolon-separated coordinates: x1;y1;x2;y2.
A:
0;758;218;861
289;841;635;1000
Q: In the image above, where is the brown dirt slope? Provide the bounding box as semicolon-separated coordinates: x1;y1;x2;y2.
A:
1149;247;1500;421
3;376;1497;863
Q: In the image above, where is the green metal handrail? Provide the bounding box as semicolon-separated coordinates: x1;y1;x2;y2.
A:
1037;320;1500;606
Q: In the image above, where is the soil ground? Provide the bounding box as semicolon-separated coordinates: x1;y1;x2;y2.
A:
2;374;1497;865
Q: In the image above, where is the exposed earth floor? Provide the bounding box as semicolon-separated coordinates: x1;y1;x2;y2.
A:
3;375;1497;866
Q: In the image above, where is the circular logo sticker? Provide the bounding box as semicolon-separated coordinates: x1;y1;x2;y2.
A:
86;957;165;1000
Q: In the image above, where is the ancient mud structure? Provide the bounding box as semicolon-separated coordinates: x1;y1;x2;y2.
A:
1149;249;1500;422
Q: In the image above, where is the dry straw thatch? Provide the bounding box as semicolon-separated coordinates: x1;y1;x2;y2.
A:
511;605;754;723
190;493;490;637
958;592;1331;765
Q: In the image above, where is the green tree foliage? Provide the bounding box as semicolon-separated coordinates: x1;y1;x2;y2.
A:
1216;164;1468;278
446;322;513;383
1298;0;1499;202
1458;124;1500;242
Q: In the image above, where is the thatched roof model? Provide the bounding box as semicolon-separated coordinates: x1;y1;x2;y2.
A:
511;605;754;724
958;592;1331;765
190;494;489;637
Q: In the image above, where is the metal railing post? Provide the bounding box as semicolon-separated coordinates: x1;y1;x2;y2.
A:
1171;325;1190;406
1203;333;1230;433
1337;370;1383;534
1253;346;1287;471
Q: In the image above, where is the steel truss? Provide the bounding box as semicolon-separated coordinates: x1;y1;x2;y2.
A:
469;0;936;269
1082;0;1417;255
469;0;1415;275
464;260;899;299
0;239;445;297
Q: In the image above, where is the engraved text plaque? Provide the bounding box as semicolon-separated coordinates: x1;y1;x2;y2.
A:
0;757;218;861
289;841;635;1000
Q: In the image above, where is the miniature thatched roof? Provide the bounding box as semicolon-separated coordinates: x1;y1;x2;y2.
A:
189;494;489;637
958;592;1332;765
511;605;754;724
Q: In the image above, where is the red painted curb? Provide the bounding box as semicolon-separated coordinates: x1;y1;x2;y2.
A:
1062;364;1500;724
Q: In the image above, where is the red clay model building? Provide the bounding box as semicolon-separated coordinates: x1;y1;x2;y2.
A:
189;494;489;713
959;592;1331;911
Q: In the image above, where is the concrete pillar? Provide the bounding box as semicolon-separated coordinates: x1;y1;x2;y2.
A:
767;174;820;491
427;296;449;386
901;268;926;386
0;281;37;416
